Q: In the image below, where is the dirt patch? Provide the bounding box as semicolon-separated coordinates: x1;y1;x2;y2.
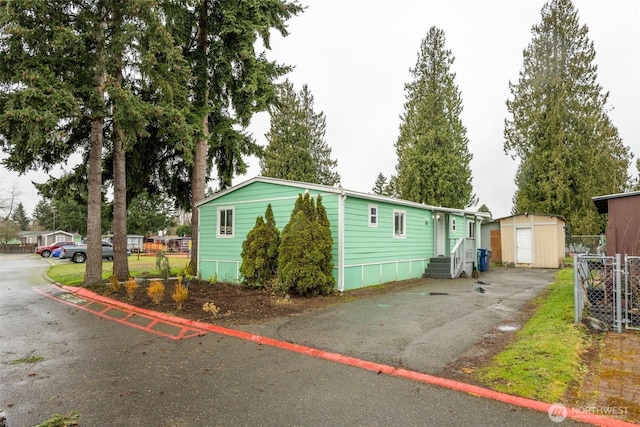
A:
96;277;430;327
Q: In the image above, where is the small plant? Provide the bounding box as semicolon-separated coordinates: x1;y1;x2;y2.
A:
172;283;188;310
35;410;80;427
108;275;121;292
156;250;171;282
147;280;165;304
7;353;44;364
209;273;218;285
202;301;220;316
124;277;138;301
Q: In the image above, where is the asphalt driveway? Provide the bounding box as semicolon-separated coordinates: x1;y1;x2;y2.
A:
237;267;558;375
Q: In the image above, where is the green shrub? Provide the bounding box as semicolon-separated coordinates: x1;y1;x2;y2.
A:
278;193;334;296
240;204;281;288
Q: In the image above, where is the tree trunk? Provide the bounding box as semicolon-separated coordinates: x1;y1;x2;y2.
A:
190;0;209;273
112;65;130;281
83;13;107;287
84;114;105;286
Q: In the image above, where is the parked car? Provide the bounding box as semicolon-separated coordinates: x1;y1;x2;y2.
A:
35;241;77;258
59;241;130;263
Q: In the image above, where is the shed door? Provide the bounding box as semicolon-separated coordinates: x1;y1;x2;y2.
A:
516;228;532;264
490;229;502;263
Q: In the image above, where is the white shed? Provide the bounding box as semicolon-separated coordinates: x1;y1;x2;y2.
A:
497;213;566;268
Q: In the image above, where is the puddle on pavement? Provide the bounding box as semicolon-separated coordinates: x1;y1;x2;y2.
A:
497;325;520;332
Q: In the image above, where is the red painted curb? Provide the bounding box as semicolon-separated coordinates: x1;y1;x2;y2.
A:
61;285;638;427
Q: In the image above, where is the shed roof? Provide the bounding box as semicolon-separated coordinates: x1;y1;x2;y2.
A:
196;176;489;217
592;190;640;214
493;213;566;222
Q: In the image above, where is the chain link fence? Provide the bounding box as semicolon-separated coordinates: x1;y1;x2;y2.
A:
575;254;640;332
566;235;604;256
625;256;640;330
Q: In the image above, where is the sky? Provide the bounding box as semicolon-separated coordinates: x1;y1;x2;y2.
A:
1;0;639;220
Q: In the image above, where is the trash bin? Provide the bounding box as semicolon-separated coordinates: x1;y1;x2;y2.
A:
477;248;488;272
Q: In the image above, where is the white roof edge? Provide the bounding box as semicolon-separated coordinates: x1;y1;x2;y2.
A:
196;176;486;216
592;190;640;201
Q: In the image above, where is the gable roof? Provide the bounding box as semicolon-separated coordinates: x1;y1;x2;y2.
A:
493;212;566;223
197;176;488;217
592;190;640;214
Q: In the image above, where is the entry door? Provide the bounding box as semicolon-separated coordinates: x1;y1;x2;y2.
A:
516;228;532;264
436;213;446;256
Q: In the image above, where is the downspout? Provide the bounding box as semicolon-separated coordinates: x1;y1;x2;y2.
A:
196;204;201;279
338;190;346;292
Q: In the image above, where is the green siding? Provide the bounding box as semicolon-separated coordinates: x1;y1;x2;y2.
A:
340;197;434;289
197;178;481;292
198;181;339;285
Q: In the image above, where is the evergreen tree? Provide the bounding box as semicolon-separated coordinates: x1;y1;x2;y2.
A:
372;173;387;195
260;80;340;186
315;195;334;289
279;193;333;296
0;1;191;285
127;192;176;236
11;203;30;231
32;200;55;231
504;0;632;235
239;204;281;288
384;175;399;198
177;1;303;274
394;26;476;209
477;204;493;224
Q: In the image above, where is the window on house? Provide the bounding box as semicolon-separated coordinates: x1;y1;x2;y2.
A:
451;218;457;232
218;207;234;237
468;220;475;238
394;210;406;237
369;205;378;227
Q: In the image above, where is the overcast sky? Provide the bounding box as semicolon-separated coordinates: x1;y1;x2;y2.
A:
1;0;639;220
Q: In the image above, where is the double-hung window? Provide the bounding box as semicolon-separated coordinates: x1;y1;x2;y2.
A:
393;210;406;237
217;207;234;238
468;219;475;238
369;204;378;227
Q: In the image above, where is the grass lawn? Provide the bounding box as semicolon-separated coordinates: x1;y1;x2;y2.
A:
47;253;191;287
475;268;591;403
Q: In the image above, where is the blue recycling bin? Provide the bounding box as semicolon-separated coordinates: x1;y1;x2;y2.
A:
477;248;488;272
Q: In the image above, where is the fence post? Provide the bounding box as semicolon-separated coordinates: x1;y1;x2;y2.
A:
615;254;622;333
574;254;583;323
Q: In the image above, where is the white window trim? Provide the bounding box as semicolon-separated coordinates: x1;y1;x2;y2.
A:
217;207;235;238
451;218;457;232
368;204;378;227
393;209;406;238
468;219;475;238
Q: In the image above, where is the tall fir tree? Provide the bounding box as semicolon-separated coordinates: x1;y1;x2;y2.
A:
11;203;30;231
176;0;303;273
504;0;631;234
0;1;191;284
372;173;387;195
260;80;340;186
394;26;476;209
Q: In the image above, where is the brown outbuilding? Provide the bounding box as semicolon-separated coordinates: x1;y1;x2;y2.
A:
592;190;640;256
